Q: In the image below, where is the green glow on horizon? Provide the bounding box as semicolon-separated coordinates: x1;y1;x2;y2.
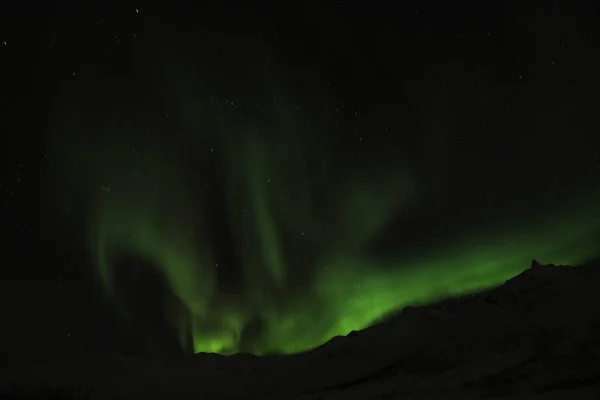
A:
49;46;600;356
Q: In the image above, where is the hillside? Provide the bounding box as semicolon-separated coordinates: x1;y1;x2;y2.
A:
1;260;599;399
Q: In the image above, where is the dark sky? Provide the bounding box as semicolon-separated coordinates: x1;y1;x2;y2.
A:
2;1;600;357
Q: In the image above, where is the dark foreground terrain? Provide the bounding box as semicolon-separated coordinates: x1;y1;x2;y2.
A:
1;260;600;399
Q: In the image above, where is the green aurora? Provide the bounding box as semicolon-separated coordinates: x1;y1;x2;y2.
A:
50;48;600;356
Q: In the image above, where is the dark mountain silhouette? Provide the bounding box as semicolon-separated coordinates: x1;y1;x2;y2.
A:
1;260;600;399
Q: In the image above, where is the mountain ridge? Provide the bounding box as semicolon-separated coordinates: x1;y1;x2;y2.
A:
1;259;599;399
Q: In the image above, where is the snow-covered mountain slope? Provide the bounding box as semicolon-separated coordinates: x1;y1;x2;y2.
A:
1;260;599;399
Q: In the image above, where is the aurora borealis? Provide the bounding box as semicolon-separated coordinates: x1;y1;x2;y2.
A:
5;4;600;358
48;43;600;355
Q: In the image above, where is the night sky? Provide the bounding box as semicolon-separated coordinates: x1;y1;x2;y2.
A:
2;1;600;358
